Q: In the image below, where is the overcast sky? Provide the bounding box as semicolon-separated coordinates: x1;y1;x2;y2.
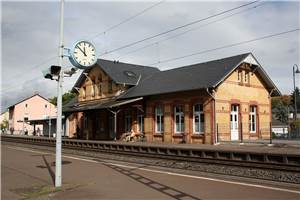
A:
1;0;299;112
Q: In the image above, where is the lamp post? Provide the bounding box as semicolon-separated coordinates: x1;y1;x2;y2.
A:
293;64;300;120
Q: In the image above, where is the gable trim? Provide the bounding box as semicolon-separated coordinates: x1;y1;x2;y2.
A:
213;53;281;96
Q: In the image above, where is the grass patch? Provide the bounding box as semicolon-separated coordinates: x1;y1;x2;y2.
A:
19;185;61;200
18;183;88;200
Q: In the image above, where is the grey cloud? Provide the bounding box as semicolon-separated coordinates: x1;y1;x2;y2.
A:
1;1;299;112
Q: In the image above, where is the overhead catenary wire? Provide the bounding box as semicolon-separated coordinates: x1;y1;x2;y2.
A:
99;0;260;56
148;28;300;66
3;55;57;83
1;1;165;91
88;0;165;40
118;1;267;60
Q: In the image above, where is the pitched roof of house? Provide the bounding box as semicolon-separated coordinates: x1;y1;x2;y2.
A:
72;59;160;92
119;53;281;99
7;93;53;109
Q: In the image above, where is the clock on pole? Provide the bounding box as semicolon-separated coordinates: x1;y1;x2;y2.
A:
69;40;97;69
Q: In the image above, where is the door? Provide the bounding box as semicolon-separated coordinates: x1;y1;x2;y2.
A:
230;105;239;140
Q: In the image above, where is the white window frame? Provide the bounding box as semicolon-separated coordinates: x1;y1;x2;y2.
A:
155;106;164;133
174;105;184;134
249;106;257;133
193;104;204;134
137;114;144;133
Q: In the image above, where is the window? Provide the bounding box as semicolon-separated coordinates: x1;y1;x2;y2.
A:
245;71;249;83
45;104;47;108
137;114;144;133
193;104;204;134
108;80;113;94
84;115;88;129
174;105;184;133
155;106;164;133
98;84;102;96
125;113;132;132
238;71;242;82
98;77;102;96
82;87;86;99
25;104;28;108
249;106;257;133
91;79;96;97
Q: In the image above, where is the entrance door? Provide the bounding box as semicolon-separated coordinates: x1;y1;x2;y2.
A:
230;105;239;140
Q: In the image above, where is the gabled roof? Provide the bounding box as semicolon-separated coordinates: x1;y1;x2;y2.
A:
72;59;160;92
7;93;53;109
119;53;281;99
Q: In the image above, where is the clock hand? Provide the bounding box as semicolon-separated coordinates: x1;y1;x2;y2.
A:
83;46;87;56
77;46;87;56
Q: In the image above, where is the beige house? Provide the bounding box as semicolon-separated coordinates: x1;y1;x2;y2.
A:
8;94;57;135
63;53;280;144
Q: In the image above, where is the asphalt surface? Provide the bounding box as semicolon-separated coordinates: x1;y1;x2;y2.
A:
1;143;300;200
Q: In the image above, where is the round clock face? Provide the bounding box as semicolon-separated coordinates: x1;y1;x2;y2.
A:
71;40;96;68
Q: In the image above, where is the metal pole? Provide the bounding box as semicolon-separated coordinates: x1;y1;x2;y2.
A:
114;112;117;141
269;122;272;145
240;122;243;144
216;123;219;143
49;104;51;138
55;0;64;188
293;65;297;120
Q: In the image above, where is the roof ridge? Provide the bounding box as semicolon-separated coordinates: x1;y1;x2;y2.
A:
160;52;251;72
97;58;160;71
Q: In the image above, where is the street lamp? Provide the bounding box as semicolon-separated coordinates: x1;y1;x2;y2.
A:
293;64;300;120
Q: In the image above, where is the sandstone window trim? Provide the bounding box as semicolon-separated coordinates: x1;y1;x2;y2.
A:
155;106;164;134
193;104;204;134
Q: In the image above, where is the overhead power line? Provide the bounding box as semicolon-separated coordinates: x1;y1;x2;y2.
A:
148;28;300;66
2;55;57;84
99;1;259;56
2;1;165;88
118;2;267;60
89;0;165;40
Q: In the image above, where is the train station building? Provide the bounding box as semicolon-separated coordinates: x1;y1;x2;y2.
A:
63;53;280;144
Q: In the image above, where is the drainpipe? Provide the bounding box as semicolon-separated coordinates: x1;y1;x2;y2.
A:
206;88;218;145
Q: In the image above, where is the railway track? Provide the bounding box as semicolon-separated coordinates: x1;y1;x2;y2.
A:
2;135;300;184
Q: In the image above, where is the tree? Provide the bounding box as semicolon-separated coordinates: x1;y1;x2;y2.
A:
272;95;291;124
49;91;76;106
274;102;288;124
271;95;291;109
0;119;8;132
291;87;300;110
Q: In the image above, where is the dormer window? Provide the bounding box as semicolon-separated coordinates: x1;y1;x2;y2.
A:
124;71;137;78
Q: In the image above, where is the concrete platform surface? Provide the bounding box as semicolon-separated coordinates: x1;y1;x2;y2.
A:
2;143;300;200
